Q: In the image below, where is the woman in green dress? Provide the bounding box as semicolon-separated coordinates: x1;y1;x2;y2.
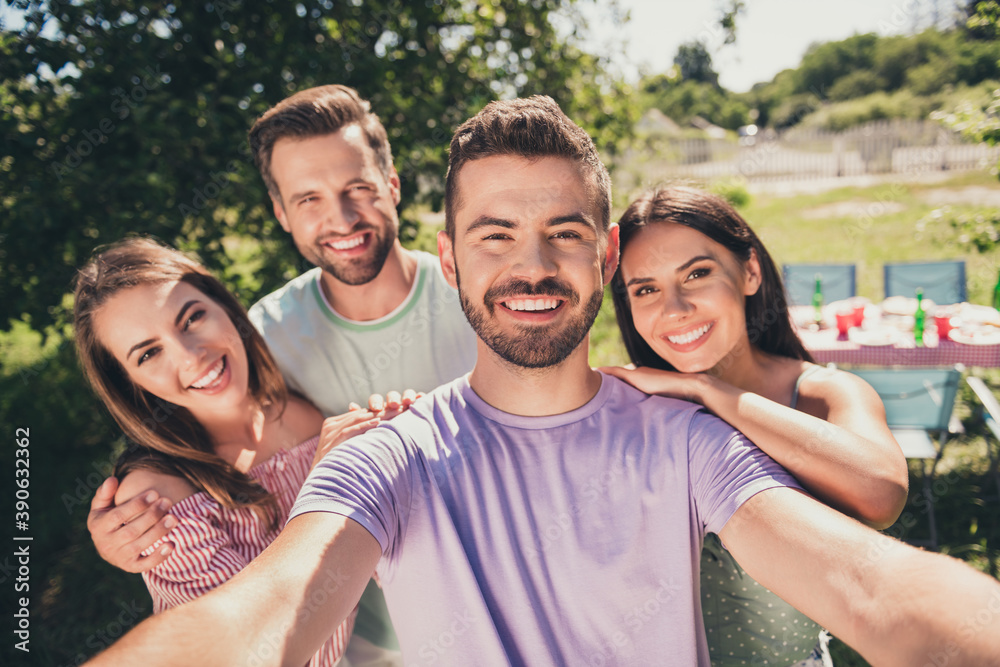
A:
606;186;908;666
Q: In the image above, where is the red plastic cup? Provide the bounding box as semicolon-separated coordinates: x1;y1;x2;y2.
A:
852;304;865;327
934;314;953;340
836;310;854;336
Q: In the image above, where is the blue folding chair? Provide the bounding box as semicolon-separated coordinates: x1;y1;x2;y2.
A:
782;263;856;307
883;260;966;304
848;366;963;549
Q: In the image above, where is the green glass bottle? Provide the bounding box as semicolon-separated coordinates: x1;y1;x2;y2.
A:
914;288;925;347
812;274;823;325
993;269;1000;311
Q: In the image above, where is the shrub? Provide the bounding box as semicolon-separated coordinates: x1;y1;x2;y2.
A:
917;206;1000;253
710;179;752;209
828;70;886;101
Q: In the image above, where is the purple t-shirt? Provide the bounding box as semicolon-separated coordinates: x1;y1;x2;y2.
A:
290;373;798;666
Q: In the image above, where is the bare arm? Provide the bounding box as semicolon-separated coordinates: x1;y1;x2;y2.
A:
602;366;908;527
86;512;381;666
721;487;1000;667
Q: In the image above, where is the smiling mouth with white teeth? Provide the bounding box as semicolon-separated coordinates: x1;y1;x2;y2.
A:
324;233;368;251
502;298;562;312
666;323;713;345
190;357;226;390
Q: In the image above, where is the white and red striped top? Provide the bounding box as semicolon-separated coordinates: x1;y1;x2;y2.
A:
140;436;355;666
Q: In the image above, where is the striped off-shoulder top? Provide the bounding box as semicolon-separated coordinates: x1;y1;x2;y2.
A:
140;435;355;666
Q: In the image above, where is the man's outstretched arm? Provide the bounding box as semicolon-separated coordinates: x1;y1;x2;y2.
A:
721;487;1000;667
86;511;381;666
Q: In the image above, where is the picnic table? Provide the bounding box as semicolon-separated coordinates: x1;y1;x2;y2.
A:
792;300;1000;368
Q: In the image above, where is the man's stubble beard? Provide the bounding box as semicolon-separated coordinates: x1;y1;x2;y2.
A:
457;271;605;369
305;223;396;286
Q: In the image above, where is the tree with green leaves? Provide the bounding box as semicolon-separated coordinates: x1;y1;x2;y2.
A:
2;0;635;334
673;40;719;87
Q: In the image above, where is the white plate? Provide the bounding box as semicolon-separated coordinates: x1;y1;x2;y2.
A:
955;303;1000;326
849;328;899;346
881;295;936;316
949;328;1000;346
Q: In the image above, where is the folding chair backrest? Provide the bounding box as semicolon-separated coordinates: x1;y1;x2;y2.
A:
883;260;966;304
849;367;961;431
782;263;856;307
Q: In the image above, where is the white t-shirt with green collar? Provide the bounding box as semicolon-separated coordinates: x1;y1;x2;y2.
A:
248;250;478;417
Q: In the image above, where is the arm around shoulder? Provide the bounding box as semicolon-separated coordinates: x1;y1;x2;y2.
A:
86;512;381;666
704;366;908;528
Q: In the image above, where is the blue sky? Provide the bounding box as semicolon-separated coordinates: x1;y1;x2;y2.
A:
582;0;957;91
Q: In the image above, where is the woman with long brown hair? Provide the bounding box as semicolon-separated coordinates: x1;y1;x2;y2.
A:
74;237;389;665
606;186;908;666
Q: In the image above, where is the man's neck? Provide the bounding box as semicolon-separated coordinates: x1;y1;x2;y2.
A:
319;241;418;322
468;337;602;417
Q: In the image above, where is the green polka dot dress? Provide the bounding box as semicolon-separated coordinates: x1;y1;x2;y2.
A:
701;533;823;665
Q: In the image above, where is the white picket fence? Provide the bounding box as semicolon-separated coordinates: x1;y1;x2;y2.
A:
623;119;1000;184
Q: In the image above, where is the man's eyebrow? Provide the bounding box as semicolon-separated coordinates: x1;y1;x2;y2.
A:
465;212;598;235
466;216;516;234
547;212;597;231
286;188;318;203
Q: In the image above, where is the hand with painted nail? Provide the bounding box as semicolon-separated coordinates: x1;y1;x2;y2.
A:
87;477;177;573
313;409;384;469
368;389;424;422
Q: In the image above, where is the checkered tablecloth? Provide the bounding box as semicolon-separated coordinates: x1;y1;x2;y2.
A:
796;328;1000;367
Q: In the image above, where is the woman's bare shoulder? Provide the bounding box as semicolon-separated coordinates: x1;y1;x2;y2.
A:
796;363;881;405
114;469;199;506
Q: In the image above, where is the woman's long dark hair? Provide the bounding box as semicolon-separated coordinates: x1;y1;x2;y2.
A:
74;237;285;528
611;186;813;371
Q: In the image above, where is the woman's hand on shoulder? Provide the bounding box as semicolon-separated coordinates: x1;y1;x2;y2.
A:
363;388;423;417
88;471;197;574
313;408;382;469
599;365;708;404
312;389;424;469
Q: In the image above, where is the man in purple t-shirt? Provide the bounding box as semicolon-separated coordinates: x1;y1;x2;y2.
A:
88;97;1000;667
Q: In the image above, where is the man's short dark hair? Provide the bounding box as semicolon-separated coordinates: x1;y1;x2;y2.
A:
249;84;394;203
444;96;611;238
